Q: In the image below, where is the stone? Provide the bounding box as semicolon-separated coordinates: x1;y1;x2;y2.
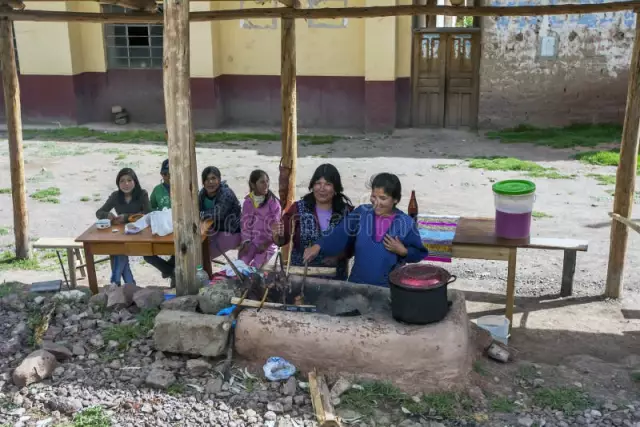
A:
519;417;535;427
533;378;545;387
282;377;297;396
205;378;224;394
162;295;199;312
89;335;104;348
132;288;164;310
0;337;21;355
186;359;211;376
53;290;88;303
12;321;28;337
153;310;231;357
267;402;284;413
330;377;351;398
145;369;176;390
198;283;237;315
591;410;603;418
48;397;83;415
41;342;73;361
33;296;45;305
264;411;278;421
72;344;86;356
398;420;422;427
106;286;128;310
89;292;108;307
12;350;59;388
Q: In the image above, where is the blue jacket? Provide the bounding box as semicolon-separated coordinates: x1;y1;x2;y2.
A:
317;205;428;287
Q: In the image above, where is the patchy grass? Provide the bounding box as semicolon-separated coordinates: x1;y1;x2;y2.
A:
27;169;54;183
30;187;61;204
486;123;622;149
532;211;552;219
71;406;113;427
0;250;41;271
532;387;592;412
517;364;538;380
167;382;185;396
468;157;574;179
473;360;488;376
28;141;89;157
114;153;127;160
21;127;341;145
433;163;456;170
587;173;617;185
0;281;19;298
340;381;471;419
103;308;158;350
0;188;10;194
0;226;9;236
490;396;516;413
80;196;91;202
575;149;640;173
111;160;141;169
631;371;640;383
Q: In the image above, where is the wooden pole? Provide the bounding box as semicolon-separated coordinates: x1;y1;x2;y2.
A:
605;13;640;299
1;1;639;23
164;0;201;296
0;14;29;260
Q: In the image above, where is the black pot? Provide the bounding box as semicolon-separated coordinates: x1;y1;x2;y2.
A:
388;264;457;325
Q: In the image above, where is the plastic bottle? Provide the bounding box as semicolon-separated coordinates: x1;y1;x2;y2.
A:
196;265;210;288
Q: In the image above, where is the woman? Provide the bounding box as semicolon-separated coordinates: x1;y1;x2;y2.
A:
303;173;427;287
272;164;353;280
199;166;242;260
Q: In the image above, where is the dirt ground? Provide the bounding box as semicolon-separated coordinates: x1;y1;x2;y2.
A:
0;126;638;407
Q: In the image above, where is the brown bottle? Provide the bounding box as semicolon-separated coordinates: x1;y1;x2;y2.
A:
408;190;419;222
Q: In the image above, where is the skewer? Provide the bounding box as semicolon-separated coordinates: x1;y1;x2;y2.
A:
257;287;270;312
236;288;249;306
286;218;296;277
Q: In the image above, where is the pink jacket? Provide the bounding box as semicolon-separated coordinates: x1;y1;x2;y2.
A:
241;194;282;250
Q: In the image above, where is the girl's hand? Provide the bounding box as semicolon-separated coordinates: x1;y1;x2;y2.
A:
272;221;284;237
238;241;250;258
107;212;117;221
112;215;126;225
383;235;408;257
257;241;271;252
303;244;321;263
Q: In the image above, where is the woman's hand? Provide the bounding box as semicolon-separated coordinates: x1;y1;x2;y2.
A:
271;221;284;239
112;214;126;225
238;241;250;258
383;235;408;257
303;244;321;263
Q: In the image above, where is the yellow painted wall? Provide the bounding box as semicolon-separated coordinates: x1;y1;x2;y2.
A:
67;1;106;74
395;0;412;78
191;2;215;77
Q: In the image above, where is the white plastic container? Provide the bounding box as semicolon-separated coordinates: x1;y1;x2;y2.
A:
476;315;510;345
492;180;536;239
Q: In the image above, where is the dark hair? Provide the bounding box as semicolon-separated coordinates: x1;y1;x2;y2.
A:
370;172;402;205
115;168;143;202
248;169;277;207
201;166;221;184
302;163;353;214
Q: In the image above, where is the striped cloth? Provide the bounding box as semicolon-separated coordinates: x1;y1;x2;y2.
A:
416;214;460;263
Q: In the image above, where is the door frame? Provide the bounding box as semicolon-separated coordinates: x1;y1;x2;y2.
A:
410;27;481;129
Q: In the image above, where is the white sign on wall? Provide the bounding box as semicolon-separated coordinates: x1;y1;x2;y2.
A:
539;35;558;58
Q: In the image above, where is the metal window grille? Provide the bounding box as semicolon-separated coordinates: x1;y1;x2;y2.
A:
103;5;163;69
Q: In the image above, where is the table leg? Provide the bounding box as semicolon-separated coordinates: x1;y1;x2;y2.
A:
505;248;517;333
202;236;213;279
84;243;99;295
75;248;87;279
560;250;577;297
66;248;77;289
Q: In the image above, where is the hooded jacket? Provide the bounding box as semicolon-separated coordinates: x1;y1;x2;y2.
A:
241;193;281;250
198;181;241;234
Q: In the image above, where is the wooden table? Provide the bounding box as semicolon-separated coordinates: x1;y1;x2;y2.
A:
76;223;212;294
451;218;588;331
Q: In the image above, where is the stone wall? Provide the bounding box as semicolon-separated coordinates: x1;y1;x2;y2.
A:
479;0;635;129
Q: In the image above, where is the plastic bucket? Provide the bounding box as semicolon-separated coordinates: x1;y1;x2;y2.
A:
476;315;510;345
164;291;176;301
492;179;536;239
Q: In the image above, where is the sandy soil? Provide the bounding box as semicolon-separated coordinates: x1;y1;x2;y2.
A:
0;127;639;365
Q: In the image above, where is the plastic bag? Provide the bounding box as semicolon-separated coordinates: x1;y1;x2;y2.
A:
263;357;296;381
125;215;150;234
149;208;173;237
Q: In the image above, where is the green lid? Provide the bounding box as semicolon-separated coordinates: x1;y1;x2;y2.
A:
492;179;536;196
196;265;203;270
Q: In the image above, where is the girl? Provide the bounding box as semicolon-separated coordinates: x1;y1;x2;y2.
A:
272;164;354;280
239;170;281;268
144;158;175;286
199;166;242;260
96;168;151;286
303;173;427;287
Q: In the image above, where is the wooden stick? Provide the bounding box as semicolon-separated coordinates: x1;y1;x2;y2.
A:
0;11;29;260
164;0;201;296
257;287;270;312
606;13;640;299
264;264;336;276
231;297;316;311
610;212;640;235
308;370;341;427
2;2;639;23
285;219;296;277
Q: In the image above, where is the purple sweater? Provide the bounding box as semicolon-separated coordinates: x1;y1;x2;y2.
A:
241;195;282;249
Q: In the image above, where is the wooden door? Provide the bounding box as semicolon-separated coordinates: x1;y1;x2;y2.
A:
411;30;480;129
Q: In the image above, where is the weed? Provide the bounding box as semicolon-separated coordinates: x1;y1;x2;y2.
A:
517;364;538;380
587;174;617;185
0;281;19;297
0;226;9;236
136;308;159;334
533;387;592;411
433;163;456;170
71;406;112;427
532;211;552;219
473;360;488;376
575;149;640;172
103;308;158;350
468;157;573;179
167;382;185;396
490;396;515;413
30;187;61;204
28;141;89;157
631;371;640;383
0;188;10;194
26;304;54;348
486;123;622;149
80;196;91;202
244;377;257;393
0;250;41;271
27;169;54;183
110;160;141;169
420;392;473;419
114;153;127;160
99;148;125;155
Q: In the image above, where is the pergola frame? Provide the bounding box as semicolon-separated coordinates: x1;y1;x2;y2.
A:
1;0;638;297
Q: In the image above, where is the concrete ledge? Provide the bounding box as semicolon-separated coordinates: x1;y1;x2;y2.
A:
154;310;231;357
235;289;472;394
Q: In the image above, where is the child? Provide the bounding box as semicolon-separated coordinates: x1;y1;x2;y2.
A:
303;173;427;287
144;159;176;286
96;168;151;286
239;170;281;268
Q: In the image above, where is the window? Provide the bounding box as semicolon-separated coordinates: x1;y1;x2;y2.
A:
239;0;278;30
308;0;348;29
103;5;163;69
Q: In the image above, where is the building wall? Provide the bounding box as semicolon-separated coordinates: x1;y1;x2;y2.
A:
479;0;635;128
6;0;412;131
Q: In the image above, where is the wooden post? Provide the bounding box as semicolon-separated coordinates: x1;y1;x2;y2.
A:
605;13;640;299
280;10;297;264
0;14;29;260
164;0;202;296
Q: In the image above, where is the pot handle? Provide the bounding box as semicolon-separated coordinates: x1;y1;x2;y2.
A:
446;275;457;285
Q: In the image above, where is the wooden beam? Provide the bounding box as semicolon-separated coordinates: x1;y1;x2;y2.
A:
98;0;158;12
605;13;640;299
280;7;296;213
308;370;341;427
610;212;640;235
0;13;29;260
2;1;639;22
164;0;201;296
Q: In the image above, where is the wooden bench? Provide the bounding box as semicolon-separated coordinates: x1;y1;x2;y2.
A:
32;238;108;289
